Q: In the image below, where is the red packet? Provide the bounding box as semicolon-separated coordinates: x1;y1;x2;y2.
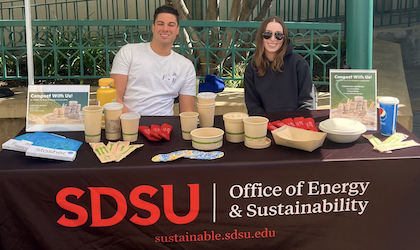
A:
293;117;306;129
160;123;173;141
272;120;285;128
139;126;161;141
282;118;296;127
150;124;163;140
267;122;278;131
304;118;318;131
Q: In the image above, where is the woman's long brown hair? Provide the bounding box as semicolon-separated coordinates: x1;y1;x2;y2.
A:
252;16;289;77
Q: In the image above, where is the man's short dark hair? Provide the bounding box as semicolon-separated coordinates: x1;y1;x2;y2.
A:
154;5;179;25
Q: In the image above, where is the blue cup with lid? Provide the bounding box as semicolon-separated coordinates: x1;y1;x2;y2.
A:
378;97;399;136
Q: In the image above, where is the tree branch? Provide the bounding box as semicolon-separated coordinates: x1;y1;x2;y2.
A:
206;0;218;20
229;0;242;21
253;0;274;21
239;0;260;21
171;0;192;20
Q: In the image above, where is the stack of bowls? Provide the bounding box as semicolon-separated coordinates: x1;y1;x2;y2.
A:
319;118;367;143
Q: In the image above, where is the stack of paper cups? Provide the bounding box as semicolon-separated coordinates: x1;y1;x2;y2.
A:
197;92;217;127
197;103;215;127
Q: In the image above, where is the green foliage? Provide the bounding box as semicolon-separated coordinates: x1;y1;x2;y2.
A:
33;27;111;80
223;61;246;88
0;54;18;76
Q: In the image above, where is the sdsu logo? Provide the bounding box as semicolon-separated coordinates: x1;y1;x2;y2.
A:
379;107;387;121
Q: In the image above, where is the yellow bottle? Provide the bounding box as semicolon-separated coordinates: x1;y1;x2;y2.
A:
97;78;116;129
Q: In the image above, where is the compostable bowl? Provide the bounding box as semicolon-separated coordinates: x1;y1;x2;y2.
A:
190;127;224;150
318;118;367;143
323;133;363;144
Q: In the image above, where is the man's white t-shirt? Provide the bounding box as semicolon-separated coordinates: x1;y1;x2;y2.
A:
111;43;196;116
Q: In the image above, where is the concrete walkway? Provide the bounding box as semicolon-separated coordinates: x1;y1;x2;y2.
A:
404;65;420;138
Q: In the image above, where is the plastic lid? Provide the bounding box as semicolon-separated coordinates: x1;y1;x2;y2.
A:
120;112;140;120
223;112;249;121
103;102;123;110
319;118;366;135
99;78;115;87
378;96;399;105
197;92;217;99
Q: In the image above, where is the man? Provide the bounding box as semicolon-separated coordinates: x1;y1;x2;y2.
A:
110;5;196;116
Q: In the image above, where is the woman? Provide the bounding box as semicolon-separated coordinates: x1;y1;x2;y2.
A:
244;16;315;114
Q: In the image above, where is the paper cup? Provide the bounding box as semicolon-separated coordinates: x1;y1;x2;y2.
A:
82;106;103;143
243;116;269;145
103;102;123;141
223;112;249;143
378;96;399;136
179;111;199;140
120;112;141;142
197;92;217;104
197;103;215;127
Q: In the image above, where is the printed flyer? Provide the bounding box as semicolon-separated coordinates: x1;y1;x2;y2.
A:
26;85;90;132
329;69;377;131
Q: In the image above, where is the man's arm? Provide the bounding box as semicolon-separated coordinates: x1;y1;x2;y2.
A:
110;73;130;113
178;94;195;113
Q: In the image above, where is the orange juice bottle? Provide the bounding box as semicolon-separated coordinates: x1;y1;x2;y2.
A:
97;78;116;129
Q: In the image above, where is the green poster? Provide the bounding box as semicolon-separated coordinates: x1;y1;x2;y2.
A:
26;85;90;132
329;69;377;131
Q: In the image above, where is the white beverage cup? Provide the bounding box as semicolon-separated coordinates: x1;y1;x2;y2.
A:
179;111;199;140
197;92;217;104
120;112;141;142
197;102;215;127
223;112;249;143
243;116;269;145
103;102;124;141
82;105;103;143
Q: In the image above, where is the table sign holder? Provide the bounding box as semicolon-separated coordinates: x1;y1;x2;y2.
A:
329;69;378;131
26;85;90;132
